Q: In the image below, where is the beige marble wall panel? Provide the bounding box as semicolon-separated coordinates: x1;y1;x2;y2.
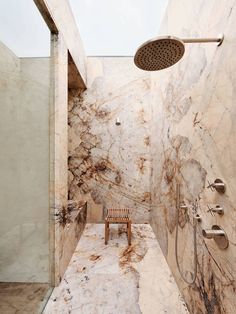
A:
150;0;236;313
51;34;86;285
68;57;151;223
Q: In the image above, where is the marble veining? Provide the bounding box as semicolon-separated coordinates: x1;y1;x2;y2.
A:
68;57;152;224
43;223;188;314
150;0;236;313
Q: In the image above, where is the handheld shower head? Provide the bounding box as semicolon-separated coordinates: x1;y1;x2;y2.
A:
134;34;224;71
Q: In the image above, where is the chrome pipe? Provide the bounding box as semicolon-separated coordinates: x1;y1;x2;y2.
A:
202;229;225;239
182;34;224;46
182;38;220;43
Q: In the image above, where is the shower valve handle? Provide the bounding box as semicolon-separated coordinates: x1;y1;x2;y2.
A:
207;181;216;191
180;204;188;210
207;204;214;216
206;179;226;193
207;204;224;216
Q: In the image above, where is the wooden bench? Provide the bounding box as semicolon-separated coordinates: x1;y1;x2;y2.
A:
105;209;132;245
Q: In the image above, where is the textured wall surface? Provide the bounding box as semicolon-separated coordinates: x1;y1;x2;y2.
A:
150;0;236;313
50;34;87;285
68;57;151;223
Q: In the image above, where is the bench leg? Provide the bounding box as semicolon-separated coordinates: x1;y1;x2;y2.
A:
105;221;109;245
127;221;131;246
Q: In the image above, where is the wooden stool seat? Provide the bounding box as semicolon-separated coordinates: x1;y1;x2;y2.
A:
105;209;132;245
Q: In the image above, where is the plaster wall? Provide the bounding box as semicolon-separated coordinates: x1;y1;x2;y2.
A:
0;42;50;282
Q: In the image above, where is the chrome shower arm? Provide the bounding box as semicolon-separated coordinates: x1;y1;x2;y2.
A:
182;34;224;46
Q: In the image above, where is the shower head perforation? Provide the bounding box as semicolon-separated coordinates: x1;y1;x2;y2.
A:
134;36;185;71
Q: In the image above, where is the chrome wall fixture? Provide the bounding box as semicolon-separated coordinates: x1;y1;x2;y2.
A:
207;178;226;193
134;34;224;71
207;204;224;215
115;117;121;125
202;225;229;249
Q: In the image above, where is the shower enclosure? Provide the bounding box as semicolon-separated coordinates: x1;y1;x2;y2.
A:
0;1;53;312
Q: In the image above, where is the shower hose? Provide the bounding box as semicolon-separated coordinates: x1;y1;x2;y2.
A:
175;183;197;285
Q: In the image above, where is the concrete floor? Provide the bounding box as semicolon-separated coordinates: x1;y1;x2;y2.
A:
44;223;189;314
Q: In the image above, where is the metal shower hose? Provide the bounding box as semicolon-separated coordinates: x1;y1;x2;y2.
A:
175;183;197;285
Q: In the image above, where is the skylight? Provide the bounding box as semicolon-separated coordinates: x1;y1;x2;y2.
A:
0;0;50;57
69;0;168;56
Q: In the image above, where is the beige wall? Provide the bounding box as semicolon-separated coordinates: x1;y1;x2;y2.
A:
0;42;50;282
68;57;151;223
0;0;88;285
150;0;236;313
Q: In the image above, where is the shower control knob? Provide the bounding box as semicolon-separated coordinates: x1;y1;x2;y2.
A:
207;204;224;216
180;204;188;210
214;205;224;215
206;179;226;193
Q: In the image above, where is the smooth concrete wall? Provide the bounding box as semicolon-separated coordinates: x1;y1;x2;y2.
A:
0;42;50;282
150;0;236;313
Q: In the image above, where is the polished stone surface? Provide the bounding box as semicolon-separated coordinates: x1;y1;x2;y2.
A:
44;224;188;314
68;57;152;224
150;0;236;313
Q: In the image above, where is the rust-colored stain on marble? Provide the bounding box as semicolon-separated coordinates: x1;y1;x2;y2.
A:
119;241;148;268
163;156;176;184
137;157;147;174
115;170;122;184
89;254;101;261
95;108;111;120
94;160;108;172
144;136;150;146
141;192;151;203
137;108;147;124
55;206;72;227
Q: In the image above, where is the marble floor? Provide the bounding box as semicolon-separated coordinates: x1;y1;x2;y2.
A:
0;282;51;313
44;224;189;314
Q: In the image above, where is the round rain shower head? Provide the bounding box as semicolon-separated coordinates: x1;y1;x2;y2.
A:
134;34;224;71
134;36;185;71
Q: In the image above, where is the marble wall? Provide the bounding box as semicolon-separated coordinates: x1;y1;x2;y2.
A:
50;34;87;285
150;0;236;313
68;57;151;223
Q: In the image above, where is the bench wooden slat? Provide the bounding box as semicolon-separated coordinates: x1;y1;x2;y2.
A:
105;208;132;245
